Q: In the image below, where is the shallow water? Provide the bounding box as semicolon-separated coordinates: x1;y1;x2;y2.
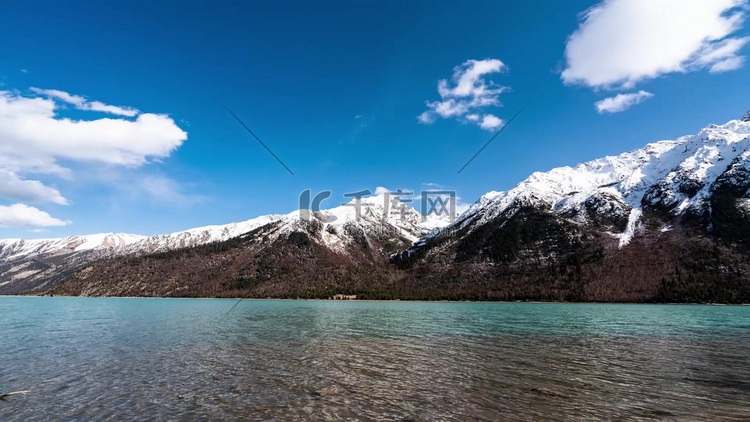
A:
1;297;749;421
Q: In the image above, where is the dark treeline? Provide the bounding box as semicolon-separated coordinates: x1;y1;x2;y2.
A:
48;195;750;303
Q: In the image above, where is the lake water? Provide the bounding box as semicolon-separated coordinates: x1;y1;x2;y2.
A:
1;298;749;421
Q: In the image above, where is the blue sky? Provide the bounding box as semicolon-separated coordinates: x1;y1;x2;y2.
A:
1;0;749;238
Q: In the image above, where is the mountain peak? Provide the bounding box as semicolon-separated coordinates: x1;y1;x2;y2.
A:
453;113;750;247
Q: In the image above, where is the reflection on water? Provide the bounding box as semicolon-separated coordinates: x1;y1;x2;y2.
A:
1;298;749;421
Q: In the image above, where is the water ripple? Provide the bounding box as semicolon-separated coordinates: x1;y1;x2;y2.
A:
1;298;749;421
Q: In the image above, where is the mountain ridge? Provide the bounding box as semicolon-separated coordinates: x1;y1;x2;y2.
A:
4;111;750;301
0;194;448;294
390;112;750;302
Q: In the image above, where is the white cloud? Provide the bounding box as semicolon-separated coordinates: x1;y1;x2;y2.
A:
30;87;139;117
136;175;204;205
353;114;375;131
0;90;187;172
710;56;745;73
0;88;188;228
420;182;444;189
0;204;70;228
87;101;140;117
595;90;654;114
419;59;510;131
562;0;749;89
79;168;204;208
0;170;68;205
30;88;85;106
417;111;436;124
479;114;504;130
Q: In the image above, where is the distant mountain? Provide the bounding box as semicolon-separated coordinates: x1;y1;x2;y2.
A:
46;194;452;298
0;195;445;295
0;233;144;294
5;112;750;301
0;215;281;293
394;111;750;302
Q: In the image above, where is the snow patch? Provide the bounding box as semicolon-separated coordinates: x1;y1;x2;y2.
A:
619;209;642;248
454;114;750;239
11;270;41;280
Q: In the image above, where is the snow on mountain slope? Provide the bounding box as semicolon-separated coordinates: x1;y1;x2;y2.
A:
0;232;149;293
0;214;289;294
7;113;748;282
0;233;147;261
0;215;287;262
455;112;750;247
0;192;451;294
0;215;294;294
237;193;452;254
0;193;449;268
118;214;284;254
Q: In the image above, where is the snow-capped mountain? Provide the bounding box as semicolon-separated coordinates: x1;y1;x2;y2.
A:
393;112;750;302
0;216;270;293
0;233;147;261
118;214;285;255
0;215;285;262
42;194;455;298
5;112;750;302
449;111;750;247
0;194;448;294
282;193;445;248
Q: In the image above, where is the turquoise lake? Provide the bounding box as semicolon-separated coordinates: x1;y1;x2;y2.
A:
1;297;749;420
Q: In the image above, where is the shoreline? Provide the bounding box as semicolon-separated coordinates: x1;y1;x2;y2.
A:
2;295;749;306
